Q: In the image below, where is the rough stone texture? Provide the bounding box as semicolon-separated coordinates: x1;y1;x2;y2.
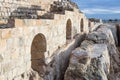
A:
64;24;120;80
11;69;43;80
44;34;86;80
64;44;110;80
0;0;91;80
87;26;115;44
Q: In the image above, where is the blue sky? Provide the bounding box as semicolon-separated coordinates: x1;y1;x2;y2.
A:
71;0;120;19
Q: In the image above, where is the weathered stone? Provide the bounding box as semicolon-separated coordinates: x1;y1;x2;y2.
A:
0;75;5;80
1;29;11;39
0;39;6;52
0;55;3;62
2;63;13;74
0;0;92;80
64;44;109;80
15;19;24;27
65;25;120;80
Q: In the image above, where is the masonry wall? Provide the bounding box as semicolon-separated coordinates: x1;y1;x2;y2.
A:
0;0;59;20
0;1;90;80
0;0;31;19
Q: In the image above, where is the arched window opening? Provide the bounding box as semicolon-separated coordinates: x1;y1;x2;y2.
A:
66;19;72;39
88;21;91;27
31;33;46;75
116;24;120;46
81;18;84;32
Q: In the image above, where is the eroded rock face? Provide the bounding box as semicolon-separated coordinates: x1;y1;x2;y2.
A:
64;25;120;80
13;69;43;80
64;44;110;80
87;27;115;44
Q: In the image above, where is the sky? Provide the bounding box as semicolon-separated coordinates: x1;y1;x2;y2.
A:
71;0;120;19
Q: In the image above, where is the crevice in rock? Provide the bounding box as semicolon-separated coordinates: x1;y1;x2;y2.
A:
43;34;86;80
64;24;120;80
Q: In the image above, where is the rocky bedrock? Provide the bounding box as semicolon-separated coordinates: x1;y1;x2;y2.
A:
64;25;120;80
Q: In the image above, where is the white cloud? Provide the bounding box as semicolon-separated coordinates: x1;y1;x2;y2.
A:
82;7;120;14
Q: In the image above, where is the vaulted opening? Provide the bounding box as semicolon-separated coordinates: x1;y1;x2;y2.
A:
66;19;72;39
116;24;120;46
31;33;46;76
80;18;84;32
88;21;91;27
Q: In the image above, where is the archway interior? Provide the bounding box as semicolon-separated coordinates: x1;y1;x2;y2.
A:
66;19;72;39
89;21;91;27
31;33;46;74
81;18;84;32
116;25;120;46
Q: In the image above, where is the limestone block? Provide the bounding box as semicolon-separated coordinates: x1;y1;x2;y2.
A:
0;20;7;24
17;57;24;66
26;61;31;71
13;76;22;80
6;71;13;80
0;55;3;62
13;66;26;76
0;64;1;74
24;54;31;63
15;19;24;27
1;62;13;74
1;29;11;39
12;68;18;78
11;29;22;38
0;39;6;53
18;37;24;47
18;66;27;76
10;49;19;60
0;75;5;80
6;38;15;50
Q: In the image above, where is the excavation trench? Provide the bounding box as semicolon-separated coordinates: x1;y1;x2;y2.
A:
44;34;86;80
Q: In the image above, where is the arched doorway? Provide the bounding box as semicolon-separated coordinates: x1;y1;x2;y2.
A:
116;24;120;46
88;21;91;27
80;18;84;32
66;19;72;39
31;33;46;75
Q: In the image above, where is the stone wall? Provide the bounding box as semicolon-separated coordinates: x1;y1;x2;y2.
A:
0;0;63;20
0;13;89;80
0;0;91;80
0;0;31;19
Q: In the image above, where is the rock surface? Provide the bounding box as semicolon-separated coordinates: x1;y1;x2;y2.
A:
64;24;120;80
12;69;42;80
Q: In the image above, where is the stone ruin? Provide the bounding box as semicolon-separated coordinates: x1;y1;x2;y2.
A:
0;0;120;80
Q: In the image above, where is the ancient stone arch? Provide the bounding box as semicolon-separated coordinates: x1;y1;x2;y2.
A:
88;21;91;27
116;24;120;46
66;19;72;39
80;18;84;32
31;33;47;75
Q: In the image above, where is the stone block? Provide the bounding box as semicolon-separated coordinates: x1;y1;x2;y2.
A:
0;20;7;24
5;71;13;80
15;19;24;27
1;29;11;39
1;63;13;74
0;39;6;53
26;61;31;71
10;51;19;60
0;55;3;63
0;75;5;80
12;68;18;78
